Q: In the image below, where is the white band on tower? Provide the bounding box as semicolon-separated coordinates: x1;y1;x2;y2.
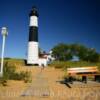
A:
30;16;38;27
27;42;38;64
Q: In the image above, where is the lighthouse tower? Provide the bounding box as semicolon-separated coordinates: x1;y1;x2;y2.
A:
27;7;39;64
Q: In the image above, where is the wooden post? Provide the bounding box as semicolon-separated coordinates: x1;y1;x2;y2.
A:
82;76;87;83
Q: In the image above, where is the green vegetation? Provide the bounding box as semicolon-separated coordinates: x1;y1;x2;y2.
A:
51;43;100;76
0;62;31;86
52;43;100;62
4;58;25;66
49;61;100;70
49;61;100;81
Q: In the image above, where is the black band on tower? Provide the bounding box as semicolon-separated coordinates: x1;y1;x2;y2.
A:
29;27;38;42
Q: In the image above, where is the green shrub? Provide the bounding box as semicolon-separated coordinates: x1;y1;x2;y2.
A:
0;77;8;86
21;71;32;83
0;62;31;86
9;71;32;83
49;61;100;70
3;62;16;79
49;61;68;69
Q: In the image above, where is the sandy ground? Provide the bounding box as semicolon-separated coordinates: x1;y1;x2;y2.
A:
0;66;100;100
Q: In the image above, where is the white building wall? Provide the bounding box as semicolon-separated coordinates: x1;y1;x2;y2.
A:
38;58;48;67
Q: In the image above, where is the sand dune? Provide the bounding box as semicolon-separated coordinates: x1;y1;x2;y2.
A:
0;66;100;100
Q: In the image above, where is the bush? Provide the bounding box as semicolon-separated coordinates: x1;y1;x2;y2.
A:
0;62;31;86
0;77;8;86
21;71;32;83
49;61;100;70
3;62;16;79
49;61;69;69
9;71;32;83
0;62;16;86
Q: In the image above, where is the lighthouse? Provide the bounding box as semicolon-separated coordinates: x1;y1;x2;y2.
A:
27;7;39;64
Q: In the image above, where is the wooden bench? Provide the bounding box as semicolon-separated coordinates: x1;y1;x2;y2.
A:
67;66;100;83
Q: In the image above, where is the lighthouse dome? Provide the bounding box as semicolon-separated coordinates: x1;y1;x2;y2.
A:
29;6;39;17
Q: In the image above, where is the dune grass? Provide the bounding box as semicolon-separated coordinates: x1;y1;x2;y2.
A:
0;59;31;86
49;61;100;70
0;58;25;67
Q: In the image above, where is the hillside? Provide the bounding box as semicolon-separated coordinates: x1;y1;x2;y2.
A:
0;62;100;100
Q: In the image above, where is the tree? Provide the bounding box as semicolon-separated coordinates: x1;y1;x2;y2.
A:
77;45;89;61
52;43;72;61
86;48;100;62
70;43;81;56
52;43;100;62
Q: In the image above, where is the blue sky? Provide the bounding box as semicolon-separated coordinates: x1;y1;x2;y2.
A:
0;0;99;59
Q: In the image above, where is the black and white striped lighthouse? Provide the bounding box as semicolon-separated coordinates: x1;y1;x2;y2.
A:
27;7;39;64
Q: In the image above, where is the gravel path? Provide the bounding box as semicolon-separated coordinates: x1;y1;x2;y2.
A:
21;70;50;97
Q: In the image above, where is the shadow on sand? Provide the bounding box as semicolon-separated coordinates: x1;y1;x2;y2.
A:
56;78;73;88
